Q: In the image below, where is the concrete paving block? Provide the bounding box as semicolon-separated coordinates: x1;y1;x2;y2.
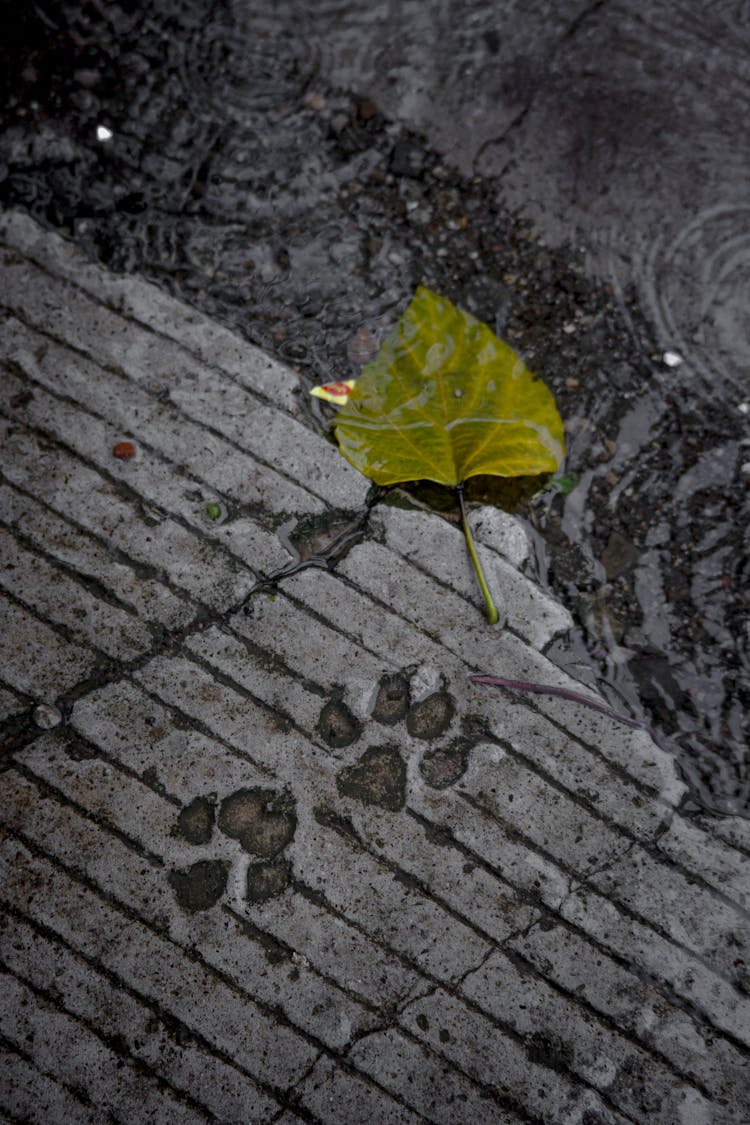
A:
71;679;270;797
0;972;205;1125
337;538;515;662
172;906;379;1054
699;814;750;858
464;659;688;805
132;653;320;782
0;594;97;699
456;741;631;880
470;505;531;568
0;209;301;410
348;1027;523;1124
654;814;749;910
289;814;492;983
295;1054;423;1125
284;563;686;808
509;922;750;1115
283;565;452;671
469;694;671;842
0;911;282;1125
0;1048;99;1125
0;526;154;660
0;362;288;581
560;884;750;1047
3;312;321;519
3;212;748;1123
0;682;26;721
460;949;715;1125
19;734;178;854
231;592;389;715
44;707;389;1045
0;837;318;1094
335;798;538;945
408;778;572;908
0;419;253;612
589;844;750;983
0;482;193;632
170;384;369;510
399;989;627;1125
372;504;572;648
1;768;169;917
185;624;328;737
234;890;423;1010
1;247;364;514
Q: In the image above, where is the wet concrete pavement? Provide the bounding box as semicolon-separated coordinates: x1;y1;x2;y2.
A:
1;211;750;1122
2;0;748;814
3;1;750;1119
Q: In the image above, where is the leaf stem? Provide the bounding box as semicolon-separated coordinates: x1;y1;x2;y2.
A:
457;484;499;625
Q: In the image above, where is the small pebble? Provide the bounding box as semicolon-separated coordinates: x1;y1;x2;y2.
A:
33;703;62;730
738;402;750;416
112;440;137;460
303;91;326;111
662;350;683;367
96;124;113;142
346;326;378;366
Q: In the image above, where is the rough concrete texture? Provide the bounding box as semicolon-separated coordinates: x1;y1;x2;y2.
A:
1;209;749;1123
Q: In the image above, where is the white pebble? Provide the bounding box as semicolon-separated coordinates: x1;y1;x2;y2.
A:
33;703;62;730
662;350;683;367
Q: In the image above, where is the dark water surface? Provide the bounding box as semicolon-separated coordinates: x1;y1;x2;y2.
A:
2;0;749;815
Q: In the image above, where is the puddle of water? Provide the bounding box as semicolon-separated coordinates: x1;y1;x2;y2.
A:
2;0;748;815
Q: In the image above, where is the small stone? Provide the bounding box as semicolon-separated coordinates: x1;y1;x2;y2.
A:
33;703;62;730
337;745;406;811
303;91;326;111
662;350;683;367
96;124;113;142
246;860;290;903
390;138;425;178
601;531;640;580
168;860;228;912
112;440;136;460
346;326;378;367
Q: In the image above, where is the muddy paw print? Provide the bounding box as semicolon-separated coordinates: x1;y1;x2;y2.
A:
168;786;296;912
323;670;479;812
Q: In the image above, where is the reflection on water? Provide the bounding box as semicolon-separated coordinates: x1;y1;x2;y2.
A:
1;0;748;815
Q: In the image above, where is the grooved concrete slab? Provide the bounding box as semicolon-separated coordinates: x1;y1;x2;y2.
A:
1;211;749;1124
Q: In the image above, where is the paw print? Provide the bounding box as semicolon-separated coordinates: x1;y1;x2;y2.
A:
168;787;296;913
319;670;480;812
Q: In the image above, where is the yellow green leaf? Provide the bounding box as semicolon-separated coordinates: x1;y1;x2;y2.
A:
334;286;564;487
